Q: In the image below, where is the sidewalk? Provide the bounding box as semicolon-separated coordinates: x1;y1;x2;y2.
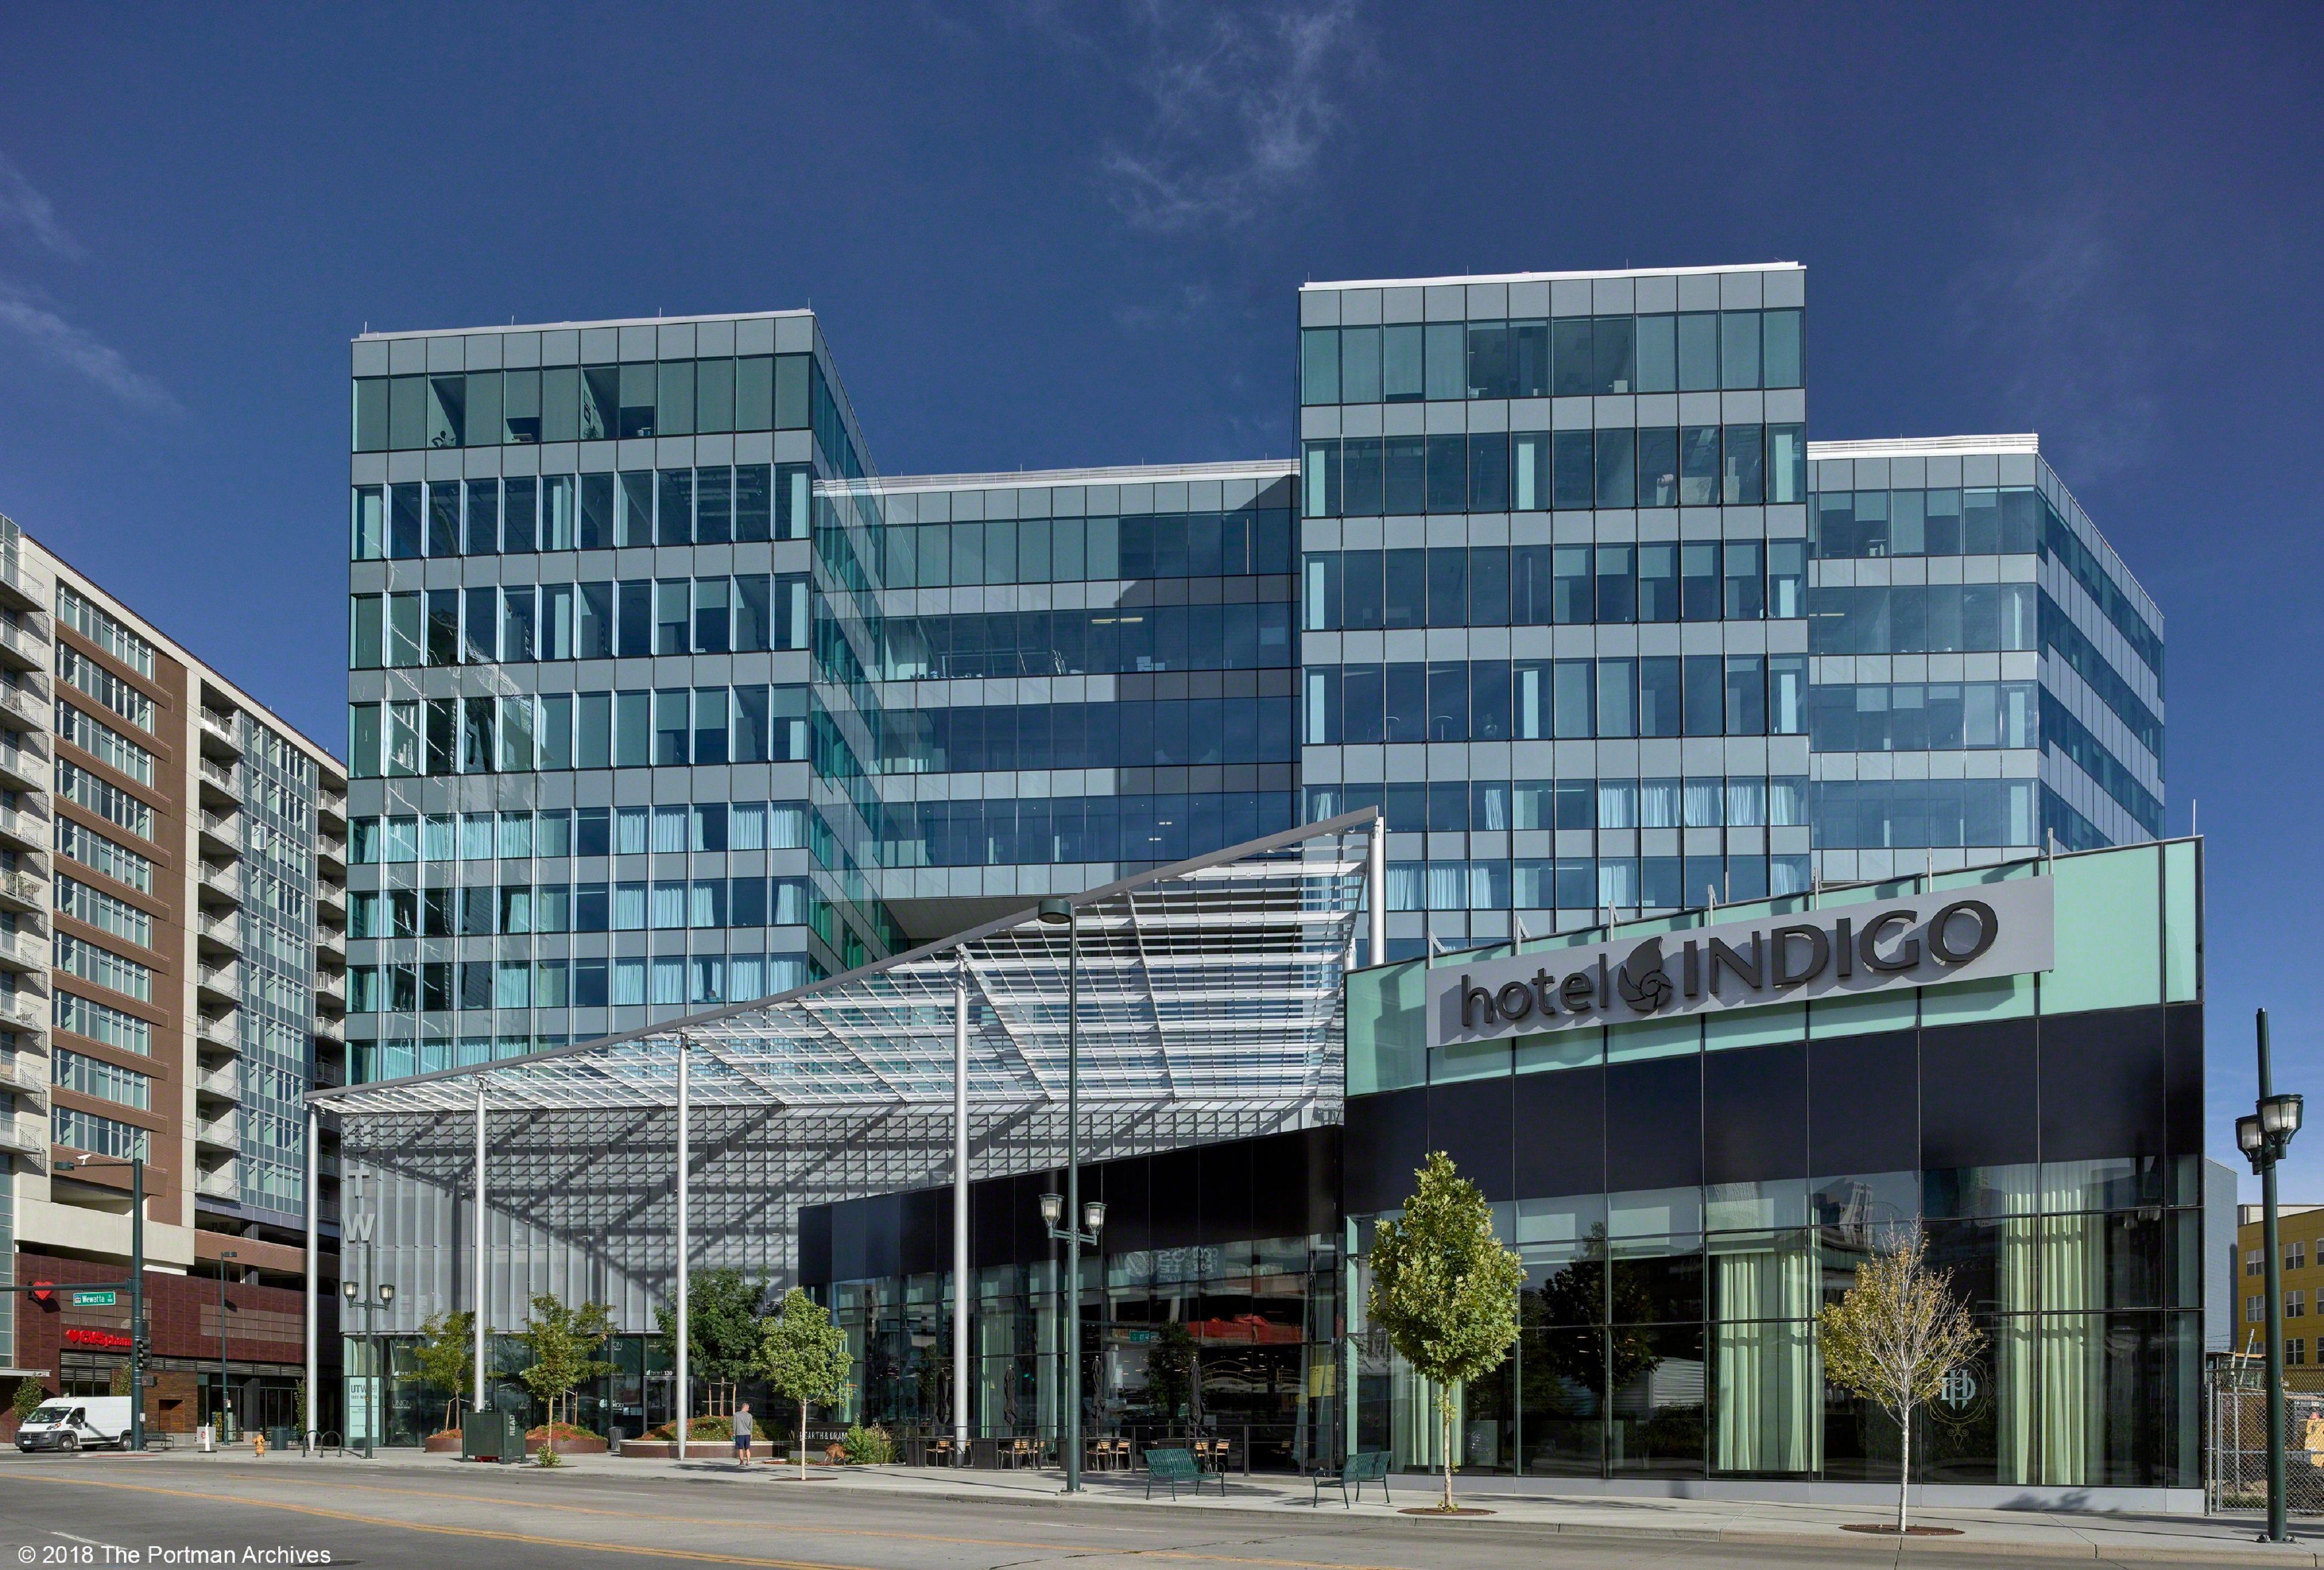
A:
100;1444;2324;1562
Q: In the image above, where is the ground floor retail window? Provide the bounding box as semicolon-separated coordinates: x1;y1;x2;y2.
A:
1349;1202;2201;1487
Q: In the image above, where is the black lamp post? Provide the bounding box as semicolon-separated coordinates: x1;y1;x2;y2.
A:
217;1248;237;1442
2236;1008;2303;1545
341;1276;394;1453
1034;894;1097;1493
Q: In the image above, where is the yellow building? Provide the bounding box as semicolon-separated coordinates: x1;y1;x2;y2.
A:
2236;1205;2324;1386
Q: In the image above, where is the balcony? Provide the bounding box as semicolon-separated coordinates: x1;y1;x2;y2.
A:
316;833;346;872
0;869;41;914
195;1164;238;1201
0;554;43;613
195;1012;240;1053
0;991;46;1037
0;617;46;673
198;758;242;804
195;1062;240;1100
0;685;44;732
312;1015;344;1044
197;809;241;859
0;925;40;969
200;861;242;905
317;789;347;830
198;708;242;760
195;1110;240;1151
0;804;49;855
0;744;47;794
315;881;344;921
195;963;241;1006
195;913;241;956
0;1053;47;1105
0;1114;47;1170
314;927;346;966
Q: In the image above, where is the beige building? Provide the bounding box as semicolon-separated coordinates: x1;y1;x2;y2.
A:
0;512;347;1435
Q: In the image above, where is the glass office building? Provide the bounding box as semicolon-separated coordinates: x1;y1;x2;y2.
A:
328;268;2189;1500
343;314;896;1078
1804;434;2163;881
343;268;2164;1059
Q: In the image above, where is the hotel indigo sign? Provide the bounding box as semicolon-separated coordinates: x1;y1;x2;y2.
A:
1426;876;2053;1046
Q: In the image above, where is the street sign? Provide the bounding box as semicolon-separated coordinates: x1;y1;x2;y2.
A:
70;1289;117;1307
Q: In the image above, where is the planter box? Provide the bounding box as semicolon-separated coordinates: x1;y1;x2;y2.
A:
422;1433;462;1454
527;1434;607;1455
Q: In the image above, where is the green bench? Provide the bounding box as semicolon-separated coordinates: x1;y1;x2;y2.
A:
1144;1446;1225;1500
1312;1450;1393;1507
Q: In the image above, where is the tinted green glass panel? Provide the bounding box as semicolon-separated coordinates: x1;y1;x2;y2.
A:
1346;960;1425;1093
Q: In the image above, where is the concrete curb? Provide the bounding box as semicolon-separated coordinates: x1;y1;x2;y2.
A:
69;1452;2322;1563
709;1472;2324;1563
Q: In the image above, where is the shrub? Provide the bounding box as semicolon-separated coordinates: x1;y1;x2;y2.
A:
841;1423;894;1465
526;1422;603;1442
645;1416;732;1442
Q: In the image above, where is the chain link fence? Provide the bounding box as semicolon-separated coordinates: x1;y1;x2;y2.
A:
2207;1352;2324;1516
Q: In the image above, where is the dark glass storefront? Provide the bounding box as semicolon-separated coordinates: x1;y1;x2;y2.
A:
799;1128;1342;1470
775;840;2211;1493
1344;838;2207;1489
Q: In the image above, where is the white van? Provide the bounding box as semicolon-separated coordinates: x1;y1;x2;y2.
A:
15;1397;133;1452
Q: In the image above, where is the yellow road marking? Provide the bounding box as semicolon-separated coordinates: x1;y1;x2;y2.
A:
0;1471;1431;1570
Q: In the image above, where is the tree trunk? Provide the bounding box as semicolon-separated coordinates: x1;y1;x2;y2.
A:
1440;1385;1455;1512
1896;1398;1911;1533
799;1403;808;1480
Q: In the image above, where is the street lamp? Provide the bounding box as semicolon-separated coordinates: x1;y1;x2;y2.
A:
218;1249;238;1442
341;1277;395;1453
1034;894;1089;1493
2242;1009;2303;1546
52;1155;145;1456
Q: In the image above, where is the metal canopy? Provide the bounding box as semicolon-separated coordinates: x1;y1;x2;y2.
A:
310;810;1381;1119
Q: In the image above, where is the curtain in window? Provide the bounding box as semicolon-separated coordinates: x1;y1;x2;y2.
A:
1997;1176;2108;1484
1711;1238;1820;1473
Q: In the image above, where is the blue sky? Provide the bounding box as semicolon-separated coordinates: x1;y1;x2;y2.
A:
2;3;2319;1190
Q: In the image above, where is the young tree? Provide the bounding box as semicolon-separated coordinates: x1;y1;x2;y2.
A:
514;1294;617;1454
654;1267;769;1414
1365;1151;1524;1512
760;1288;852;1479
1145;1321;1200;1425
11;1378;44;1427
412;1309;475;1435
1817;1227;1984;1534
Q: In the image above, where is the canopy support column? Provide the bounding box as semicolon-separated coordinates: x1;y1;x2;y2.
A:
675;1037;690;1463
1367;816;1387;965
953;961;970;1463
473;1083;486;1413
304;1104;318;1454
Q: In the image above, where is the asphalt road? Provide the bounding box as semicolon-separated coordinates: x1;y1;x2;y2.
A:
0;1453;2244;1569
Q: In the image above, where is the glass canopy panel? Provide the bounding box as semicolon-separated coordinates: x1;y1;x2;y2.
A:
313;812;1380;1119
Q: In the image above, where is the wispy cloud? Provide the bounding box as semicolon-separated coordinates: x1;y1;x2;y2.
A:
0;280;179;416
1093;0;1369;234
1949;192;2158;480
0;154;83;260
0;154;174;417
